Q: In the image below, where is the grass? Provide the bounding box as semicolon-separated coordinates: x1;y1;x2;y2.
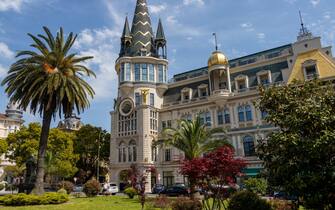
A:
0;196;151;210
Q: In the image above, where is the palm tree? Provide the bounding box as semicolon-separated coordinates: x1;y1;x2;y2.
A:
1;27;95;194
160;116;231;195
162;116;230;160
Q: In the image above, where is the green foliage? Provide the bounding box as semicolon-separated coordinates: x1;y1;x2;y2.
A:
244;178;268;195
124;187;138;199
228;191;272;210
4;165;25;178
171;197;202;210
269;199;295;210
161;116;231;160
57;181;74;194
5;123;78;179
83;180;100;197
5;123;40;166
0;139;8;155
257;80;335;209
0;183;5;191
57;188;67;194
74;124;110;182
0;192;68;206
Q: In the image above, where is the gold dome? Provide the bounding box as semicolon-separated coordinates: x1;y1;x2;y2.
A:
208;51;229;67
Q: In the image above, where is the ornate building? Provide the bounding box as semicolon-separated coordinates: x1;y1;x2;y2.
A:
57;114;83;132
110;0;335;192
0;102;24;178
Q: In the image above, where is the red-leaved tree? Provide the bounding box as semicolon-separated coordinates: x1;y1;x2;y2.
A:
180;146;246;210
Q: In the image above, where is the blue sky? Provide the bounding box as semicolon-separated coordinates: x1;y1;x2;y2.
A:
0;0;334;130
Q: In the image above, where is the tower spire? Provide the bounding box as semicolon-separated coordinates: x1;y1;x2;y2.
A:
129;0;155;56
156;18;165;40
121;16;131;38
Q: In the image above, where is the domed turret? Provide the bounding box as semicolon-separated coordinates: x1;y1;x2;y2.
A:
207;34;232;99
5;102;23;121
208;51;229;67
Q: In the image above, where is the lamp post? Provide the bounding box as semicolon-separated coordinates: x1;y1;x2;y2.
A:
97;131;102;182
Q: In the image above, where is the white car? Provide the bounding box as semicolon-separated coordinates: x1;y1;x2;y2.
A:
105;183;118;195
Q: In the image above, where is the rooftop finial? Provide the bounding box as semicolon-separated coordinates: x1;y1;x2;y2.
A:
212;32;218;51
299;10;305;34
297;10;313;41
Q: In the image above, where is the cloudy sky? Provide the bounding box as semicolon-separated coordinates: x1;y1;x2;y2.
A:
0;0;334;130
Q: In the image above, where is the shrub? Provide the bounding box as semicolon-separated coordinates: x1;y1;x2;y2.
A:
0;192;68;206
228;191;272;210
171;197;202;210
83;180;101;197
244;178;268;195
57;181;74;194
269;199;294;210
153;195;171;209
0;183;5;191
124;187;137;199
57;188;67;194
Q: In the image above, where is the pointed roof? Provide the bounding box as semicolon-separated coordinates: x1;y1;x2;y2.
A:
129;0;155;56
121;16;131;38
156;18;165;41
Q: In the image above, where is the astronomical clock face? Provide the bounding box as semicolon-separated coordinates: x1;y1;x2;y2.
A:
119;98;134;116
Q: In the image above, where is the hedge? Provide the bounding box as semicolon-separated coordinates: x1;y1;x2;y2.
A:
0;192;69;206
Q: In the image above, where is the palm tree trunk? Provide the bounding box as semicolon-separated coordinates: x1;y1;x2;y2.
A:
33;110;52;194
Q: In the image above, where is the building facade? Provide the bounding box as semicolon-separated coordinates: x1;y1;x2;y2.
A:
0;102;24;178
110;0;335;192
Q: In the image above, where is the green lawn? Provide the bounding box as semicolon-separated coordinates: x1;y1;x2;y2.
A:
0;196;152;210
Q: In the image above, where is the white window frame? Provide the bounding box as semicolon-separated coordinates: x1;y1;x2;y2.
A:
234;75;249;91
257;70;272;85
181;87;192;101
302;60;319;80
198;84;208;98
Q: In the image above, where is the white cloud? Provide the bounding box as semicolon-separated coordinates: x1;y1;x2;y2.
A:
0;0;27;12
183;0;205;7
240;23;254;32
148;4;167;14
103;0;124;28
0;42;15;59
310;0;320;6
257;33;266;40
0;64;7;78
323;12;331;20
75;27;120;101
166;15;203;37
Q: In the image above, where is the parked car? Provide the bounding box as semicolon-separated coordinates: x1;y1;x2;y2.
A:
273;191;298;201
152;184;165;194
159;185;189;197
104;183;119;195
73;185;83;192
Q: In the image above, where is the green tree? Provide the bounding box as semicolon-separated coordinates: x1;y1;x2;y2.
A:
162;116;229;160
243;178;268;195
0;138;8;156
257;80;335;209
74;125;110;182
1;27;95;194
6;123;40;166
161;116;230;195
5;123;78;182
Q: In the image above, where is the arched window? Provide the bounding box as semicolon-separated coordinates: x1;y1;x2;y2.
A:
243;136;255;157
128;140;137;162
238;106;245;122
217;111;224;125
224;108;230;124
119;142;126;162
245;105;253;121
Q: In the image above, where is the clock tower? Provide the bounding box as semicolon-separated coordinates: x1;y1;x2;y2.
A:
109;0;168;192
